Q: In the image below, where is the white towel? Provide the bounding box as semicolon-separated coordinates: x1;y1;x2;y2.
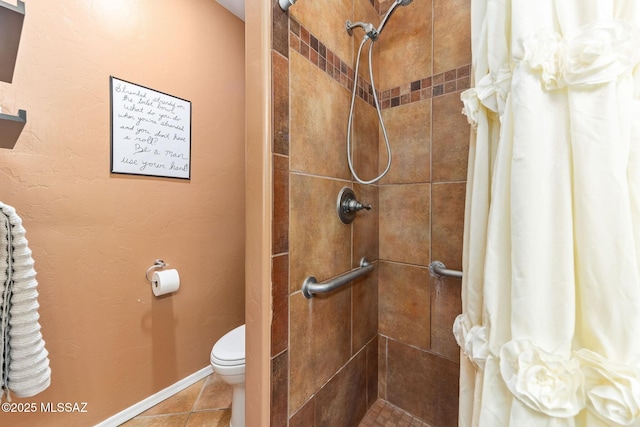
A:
0;202;50;400
0;214;10;399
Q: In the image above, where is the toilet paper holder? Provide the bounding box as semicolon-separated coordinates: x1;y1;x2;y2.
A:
145;259;168;283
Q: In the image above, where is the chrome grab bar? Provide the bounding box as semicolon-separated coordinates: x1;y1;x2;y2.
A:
428;261;463;279
302;258;375;299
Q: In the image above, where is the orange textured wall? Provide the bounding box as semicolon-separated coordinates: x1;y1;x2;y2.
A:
0;0;245;425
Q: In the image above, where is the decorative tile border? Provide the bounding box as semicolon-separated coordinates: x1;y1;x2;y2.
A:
289;19;471;110
380;65;471;109
289;18;373;105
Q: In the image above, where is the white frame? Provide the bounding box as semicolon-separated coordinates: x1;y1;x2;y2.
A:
110;76;192;179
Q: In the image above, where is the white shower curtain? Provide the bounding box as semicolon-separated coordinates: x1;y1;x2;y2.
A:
456;1;640;426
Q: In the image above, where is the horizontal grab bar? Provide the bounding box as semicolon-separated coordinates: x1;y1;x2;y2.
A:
302;258;375;299
428;261;463;279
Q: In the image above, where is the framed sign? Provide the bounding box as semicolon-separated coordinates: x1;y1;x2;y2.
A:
110;76;191;179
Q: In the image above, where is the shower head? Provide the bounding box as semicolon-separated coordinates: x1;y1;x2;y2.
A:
376;0;413;35
346;0;413;41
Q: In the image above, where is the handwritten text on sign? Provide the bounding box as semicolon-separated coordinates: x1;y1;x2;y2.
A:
110;77;191;179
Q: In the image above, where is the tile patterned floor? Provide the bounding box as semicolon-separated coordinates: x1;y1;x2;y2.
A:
120;374;232;427
120;374;431;427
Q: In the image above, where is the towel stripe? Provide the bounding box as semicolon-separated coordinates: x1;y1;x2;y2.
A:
0;203;51;400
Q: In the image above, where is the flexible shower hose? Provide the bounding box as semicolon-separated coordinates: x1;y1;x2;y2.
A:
346;36;392;185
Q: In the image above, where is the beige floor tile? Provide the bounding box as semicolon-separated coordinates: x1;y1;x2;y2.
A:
139;378;206;416
120;413;190;427
185;410;231;427
192;374;232;411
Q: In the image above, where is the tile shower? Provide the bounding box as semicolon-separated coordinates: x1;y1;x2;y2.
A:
269;0;471;425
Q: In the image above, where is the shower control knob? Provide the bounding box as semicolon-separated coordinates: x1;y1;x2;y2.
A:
337;187;372;224
345;199;372;212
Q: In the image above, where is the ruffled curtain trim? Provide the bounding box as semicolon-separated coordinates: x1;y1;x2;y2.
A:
500;340;585;418
462;21;640;130
454;335;640;423
461;88;481;130
522;20;640;90
577;349;640;426
460;65;512;130
453;314;489;370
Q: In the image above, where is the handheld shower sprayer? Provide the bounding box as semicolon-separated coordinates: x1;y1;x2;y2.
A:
377;0;413;36
345;0;414;184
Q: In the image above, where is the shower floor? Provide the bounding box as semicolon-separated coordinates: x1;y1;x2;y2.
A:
359;399;433;427
120;371;433;427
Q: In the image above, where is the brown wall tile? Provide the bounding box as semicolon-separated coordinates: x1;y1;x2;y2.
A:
378;0;432;90
378;262;431;350
289;287;352;414
432;92;470;182
353;183;379;263
273;52;290;156
290;52;351;180
289;173;351;293
272;297;288;359
379;99;431;184
289;396;315;427
379;184;431;266
290;0;354;64
315;350;368;427
430;277;462;360
271;351;289;427
271;254;289;356
378;336;388;400
431;182;466;270
387;339;459;427
366;337;379;408
351;98;381;182
273;0;290;57
433;0;471;74
273;253;290;299
378;0;395;12
353;269;378;353
273;154;289;255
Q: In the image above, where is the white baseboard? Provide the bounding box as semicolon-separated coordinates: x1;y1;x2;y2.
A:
94;365;214;427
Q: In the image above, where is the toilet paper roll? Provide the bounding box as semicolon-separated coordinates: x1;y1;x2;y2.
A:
151;269;180;296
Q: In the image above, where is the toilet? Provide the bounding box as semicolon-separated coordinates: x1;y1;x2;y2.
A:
210;324;246;427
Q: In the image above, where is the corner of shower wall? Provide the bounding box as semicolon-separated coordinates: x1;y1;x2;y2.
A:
374;0;472;425
269;0;381;425
270;1;291;425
